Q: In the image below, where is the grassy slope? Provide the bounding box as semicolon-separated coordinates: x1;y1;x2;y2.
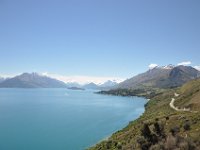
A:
89;79;200;150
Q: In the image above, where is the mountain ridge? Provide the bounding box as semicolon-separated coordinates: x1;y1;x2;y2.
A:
0;73;67;88
115;65;200;90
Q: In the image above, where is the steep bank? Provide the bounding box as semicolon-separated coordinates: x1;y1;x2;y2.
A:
89;78;200;149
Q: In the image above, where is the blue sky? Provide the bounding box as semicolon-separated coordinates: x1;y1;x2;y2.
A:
0;0;200;81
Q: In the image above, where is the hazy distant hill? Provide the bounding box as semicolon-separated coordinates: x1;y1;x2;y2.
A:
115;65;200;89
82;82;100;90
66;82;81;88
100;80;118;88
0;73;67;88
82;81;118;90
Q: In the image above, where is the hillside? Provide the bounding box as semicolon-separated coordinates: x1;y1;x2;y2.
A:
115;65;200;90
90;78;200;149
0;73;67;88
83;82;100;90
174;78;200;111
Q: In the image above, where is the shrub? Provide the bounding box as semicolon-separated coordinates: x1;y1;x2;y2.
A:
137;136;151;150
183;122;191;131
170;126;180;136
154;122;161;135
141;123;152;140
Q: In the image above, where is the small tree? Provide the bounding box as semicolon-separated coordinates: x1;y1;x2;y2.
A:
170;126;180;136
183;122;191;131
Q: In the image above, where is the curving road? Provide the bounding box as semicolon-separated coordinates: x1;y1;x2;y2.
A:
169;93;191;112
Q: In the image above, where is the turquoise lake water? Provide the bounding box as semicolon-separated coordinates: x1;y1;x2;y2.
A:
0;89;146;150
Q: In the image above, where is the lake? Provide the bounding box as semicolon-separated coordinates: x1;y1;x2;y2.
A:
0;89;146;150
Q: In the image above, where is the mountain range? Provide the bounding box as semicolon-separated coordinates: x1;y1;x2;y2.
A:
0;73;67;88
81;80;118;90
0;65;199;89
0;73;118;89
115;65;200;89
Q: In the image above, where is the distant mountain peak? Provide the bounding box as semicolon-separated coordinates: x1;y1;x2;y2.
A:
65;82;81;88
0;72;67;88
82;82;99;89
149;64;175;70
100;80;118;87
149;66;159;70
160;64;175;70
86;82;97;86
